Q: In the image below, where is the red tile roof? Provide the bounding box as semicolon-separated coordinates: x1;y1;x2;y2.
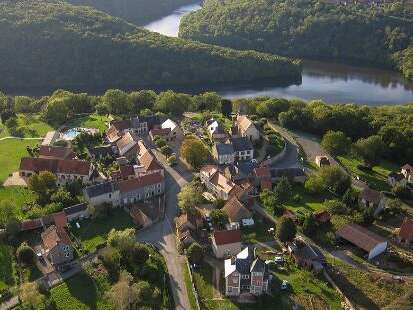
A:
39;146;75;160
336;223;387;252
20;157;90;175
118;172;164;193
399;218;413;242
254;166;271;179
223;197;252;223
120;165;135;179
139;150;162;172
150;127;171;137
41;225;71;251
52;211;68;229
20;218;42;231
213;229;241;245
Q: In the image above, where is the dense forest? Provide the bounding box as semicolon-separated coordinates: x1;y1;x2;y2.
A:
0;0;301;93
67;0;196;25
179;0;413;80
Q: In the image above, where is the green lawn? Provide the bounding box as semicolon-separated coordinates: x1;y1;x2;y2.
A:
182;259;199;310
241;216;276;244
283;184;329;214
50;272;112;310
0;245;15;289
337;155;398;192
65;114;110;133
71;210;134;253
0;114;53;139
0;186;36;220
270;259;342;309
0;138;39;183
327;256;411;309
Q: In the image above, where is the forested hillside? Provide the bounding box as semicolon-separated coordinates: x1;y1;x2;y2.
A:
67;0;196;25
179;0;413;80
0;0;301;93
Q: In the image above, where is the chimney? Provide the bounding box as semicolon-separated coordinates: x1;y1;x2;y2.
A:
253;247;257;258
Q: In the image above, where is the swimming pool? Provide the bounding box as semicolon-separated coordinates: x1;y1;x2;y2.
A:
61;127;99;140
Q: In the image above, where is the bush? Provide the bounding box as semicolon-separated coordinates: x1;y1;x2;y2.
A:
16;242;35;266
155;138;166;148
356;164;372;172
160;145;172;157
167;155;177;166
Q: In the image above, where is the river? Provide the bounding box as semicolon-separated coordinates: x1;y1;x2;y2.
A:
143;2;413;105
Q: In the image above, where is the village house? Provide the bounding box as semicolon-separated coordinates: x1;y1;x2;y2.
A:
401;164;413;183
205;170;244;200
223;162;256;184
119;172;165;206
388;171;407;187
106;120;132;143
136;141;164;176
128;203;159;230
397;217;413;246
19;157;94;186
211;230;242;259
157;118;182;141
207;119;228;142
86;145;114;160
315;155;330;167
287;238;324;272
83;181;120;207
213;143;235;165
223;197;253;224
360;187;386;215
41;225;73;265
38;145;75;160
176;211;204;248
336;223;388;260
231;137;254;161
106;116;157;143
224;247;270;297
235;115;260;142
116;132;140;162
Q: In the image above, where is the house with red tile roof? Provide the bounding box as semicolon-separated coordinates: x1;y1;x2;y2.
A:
360;187;386;215
336;223;387;260
235;115;260;142
119;173;165;206
397;217;413;246
401;164;413;183
212;230;242;258
41;225;73;265
223;197;253;224
19;157;93;186
116;132;140;161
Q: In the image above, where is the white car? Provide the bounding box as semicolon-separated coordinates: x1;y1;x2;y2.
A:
281;280;289;290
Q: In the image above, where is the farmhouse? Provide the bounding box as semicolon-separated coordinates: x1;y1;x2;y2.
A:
336;223;388;260
116;132;140;161
119;172;165;206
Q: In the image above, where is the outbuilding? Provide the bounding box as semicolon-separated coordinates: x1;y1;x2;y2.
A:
336;223;387;260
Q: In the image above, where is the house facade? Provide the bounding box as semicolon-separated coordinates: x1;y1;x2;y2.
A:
231;137;254;161
360;187;386;216
116;132;140;161
119;173;165;206
213;143;235;165
236;115;260;142
83;181;120;207
224;247;270;296
212;230;242;259
19;157;93;186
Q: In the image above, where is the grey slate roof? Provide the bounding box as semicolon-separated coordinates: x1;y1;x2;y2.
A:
64;203;88;215
270;167;305;178
231;137;253;152
215;143;234;155
84;181;119;198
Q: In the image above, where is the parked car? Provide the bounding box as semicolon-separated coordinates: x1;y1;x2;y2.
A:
281;280;289;290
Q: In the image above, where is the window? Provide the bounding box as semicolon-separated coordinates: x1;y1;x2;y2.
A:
227;287;232;293
232;278;238;284
109;194;112;198
241;274;250;279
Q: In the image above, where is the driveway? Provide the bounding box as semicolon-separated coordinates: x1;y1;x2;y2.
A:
136;148;193;310
3;172;27;186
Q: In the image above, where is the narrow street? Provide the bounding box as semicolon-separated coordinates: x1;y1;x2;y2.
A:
136;147;193;310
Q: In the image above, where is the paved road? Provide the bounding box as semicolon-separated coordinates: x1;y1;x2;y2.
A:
267;123;299;169
137;148;193;310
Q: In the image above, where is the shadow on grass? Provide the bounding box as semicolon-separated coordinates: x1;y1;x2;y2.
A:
65;271;98;309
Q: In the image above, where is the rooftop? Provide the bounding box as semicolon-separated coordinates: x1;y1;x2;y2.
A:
336;223;387;252
213;229;241;246
231;137;253;152
118;173;164;193
84;181;119;198
215;143;234;155
20;157;91;175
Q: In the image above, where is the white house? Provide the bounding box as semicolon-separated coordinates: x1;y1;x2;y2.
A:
211;230;242;259
161;119;183;141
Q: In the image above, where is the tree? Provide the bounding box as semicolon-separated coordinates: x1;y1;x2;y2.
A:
392;183;412;200
187;242;203;264
17;242;35;266
130;244;150;265
102;89;130;115
95;102;109;115
304;175;324;194
180;136;209;169
321;131;350;156
178;180;203;212
100;247;121;277
362;207;375;225
42;97;70;125
50;188;76;207
14;96;33;113
317;166;351;196
106;270;139;310
127;90;157;114
192;92;221;111
325;199;348;215
260;189;284;216
302;213;317;236
277;216;296;243
135;281;161;308
154;90;191;116
28;171;57;204
20;282;46;310
221;99;232;117
353;135;385;167
107;228;136;255
0;200;18;229
342;188;359;209
274;177;292;204
210;209;229;229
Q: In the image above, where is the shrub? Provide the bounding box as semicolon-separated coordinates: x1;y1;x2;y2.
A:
16;242;35;266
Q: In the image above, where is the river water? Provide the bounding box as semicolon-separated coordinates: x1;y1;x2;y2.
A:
143;2;413;105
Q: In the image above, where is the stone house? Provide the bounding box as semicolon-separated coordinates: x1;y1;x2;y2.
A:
315;155;330;167
213;143;235;165
119;172;165;206
83;181;120;207
231;137;254;161
41;225;73;265
360;187;386;216
287;239;324;272
401;164;413;183
236;115;260;142
211;230;242;259
224;247;270;296
223;197;253;224
116;132;140;162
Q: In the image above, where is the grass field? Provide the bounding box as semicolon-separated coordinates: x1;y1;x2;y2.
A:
0;114;53;139
71;210;134;253
65;114;110;133
182;259;199;310
0;245;15;290
283;184;329;215
0;138;39;183
337;156;398;192
327;256;411;309
0;186;36;219
50;272;112;310
241;216;276;244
